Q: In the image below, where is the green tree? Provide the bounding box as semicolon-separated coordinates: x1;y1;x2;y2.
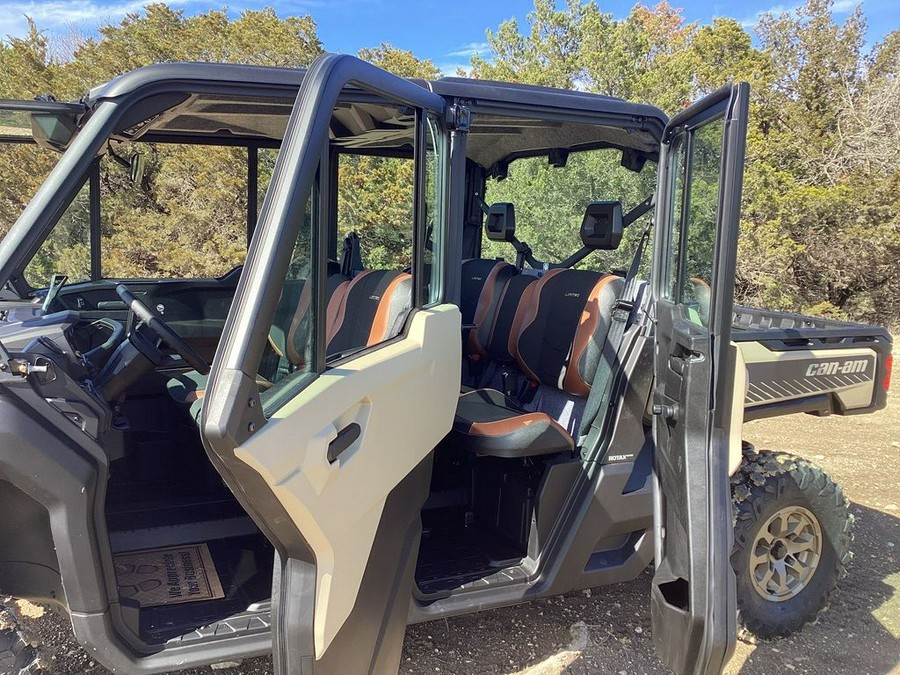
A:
471;0;900;326
341;44;444;269
471;0;585;88
65;5;321;94
0;23;69;236
2;5;325;280
358;43;442;79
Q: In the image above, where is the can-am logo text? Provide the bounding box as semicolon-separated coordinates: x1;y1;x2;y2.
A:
805;360;868;377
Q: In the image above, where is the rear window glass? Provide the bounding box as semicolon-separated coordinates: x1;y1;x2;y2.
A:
483;148;656;272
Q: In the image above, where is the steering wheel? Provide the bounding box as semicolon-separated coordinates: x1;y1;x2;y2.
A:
116;284;210;375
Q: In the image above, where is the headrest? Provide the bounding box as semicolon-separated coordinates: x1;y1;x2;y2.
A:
581;201;623;250
486;202;516;242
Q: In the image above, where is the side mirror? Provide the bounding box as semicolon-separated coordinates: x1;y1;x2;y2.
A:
129;153;146;185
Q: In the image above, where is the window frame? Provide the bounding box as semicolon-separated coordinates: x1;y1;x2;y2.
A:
662;111;727;315
261;106;449;414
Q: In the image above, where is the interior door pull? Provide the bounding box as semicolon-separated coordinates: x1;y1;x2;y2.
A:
327;423;361;463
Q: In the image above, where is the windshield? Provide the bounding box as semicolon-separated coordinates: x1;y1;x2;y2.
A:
0;137;64;248
19;141;277;289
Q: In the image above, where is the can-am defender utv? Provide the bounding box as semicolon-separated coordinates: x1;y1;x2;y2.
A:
0;55;891;674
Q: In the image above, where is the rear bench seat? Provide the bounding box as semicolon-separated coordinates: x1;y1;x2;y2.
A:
452;200;626;458
459;258;537;388
453;269;623;458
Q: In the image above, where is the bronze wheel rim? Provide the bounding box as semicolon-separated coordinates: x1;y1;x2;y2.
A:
750;505;823;602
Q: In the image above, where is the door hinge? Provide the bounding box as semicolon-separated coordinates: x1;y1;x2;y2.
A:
447;104;471;132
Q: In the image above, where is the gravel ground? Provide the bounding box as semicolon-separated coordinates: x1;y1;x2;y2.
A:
7;355;899;675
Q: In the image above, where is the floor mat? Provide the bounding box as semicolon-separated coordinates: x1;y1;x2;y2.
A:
416;526;524;594
113;543;225;607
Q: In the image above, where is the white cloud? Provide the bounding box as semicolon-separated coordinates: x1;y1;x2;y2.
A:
436;62;471;77
445;41;490;59
734;0;862;29
736;3;798;28
1;0;156;38
831;0;858;12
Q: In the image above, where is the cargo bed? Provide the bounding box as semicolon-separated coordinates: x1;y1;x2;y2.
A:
732;305;892;421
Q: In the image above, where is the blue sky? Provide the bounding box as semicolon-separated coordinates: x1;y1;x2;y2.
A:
1;0;896;74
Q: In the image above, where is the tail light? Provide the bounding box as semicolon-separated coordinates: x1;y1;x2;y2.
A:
884;354;893;392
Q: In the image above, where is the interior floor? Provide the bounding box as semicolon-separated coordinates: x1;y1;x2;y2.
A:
105;372;274;645
105;374;559;632
417;518;524;594
415;443;549;596
128;534;273;644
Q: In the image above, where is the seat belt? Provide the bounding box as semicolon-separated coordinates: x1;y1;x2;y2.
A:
340;232;364;277
577;219;653;448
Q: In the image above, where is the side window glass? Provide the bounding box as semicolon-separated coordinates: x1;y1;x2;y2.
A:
256;148;280;214
423;114;447;305
260;186;319;412
337;153;413;269
261;103;424;412
668;117;724;326
24;177;92;288
328;104;417;360
666;134;686;300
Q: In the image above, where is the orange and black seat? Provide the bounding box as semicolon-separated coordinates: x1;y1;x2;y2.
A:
326;269;412;356
459;258;519;386
452;268;623;458
167;262;351;414
169;267;411;412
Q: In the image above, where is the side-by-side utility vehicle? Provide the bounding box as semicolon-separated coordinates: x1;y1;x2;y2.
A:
0;56;892;674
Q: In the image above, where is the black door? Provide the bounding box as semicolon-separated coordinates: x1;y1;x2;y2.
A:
650;83;750;674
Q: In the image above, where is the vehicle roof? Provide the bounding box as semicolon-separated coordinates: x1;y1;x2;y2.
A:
83;61;667;166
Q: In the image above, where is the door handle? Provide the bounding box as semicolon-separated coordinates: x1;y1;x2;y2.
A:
327;423;361;463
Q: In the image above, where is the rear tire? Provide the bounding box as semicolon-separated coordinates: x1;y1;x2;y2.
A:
0;600;40;675
0;629;36;675
731;445;853;639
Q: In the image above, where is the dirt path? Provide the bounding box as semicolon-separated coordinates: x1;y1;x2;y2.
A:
13;357;899;675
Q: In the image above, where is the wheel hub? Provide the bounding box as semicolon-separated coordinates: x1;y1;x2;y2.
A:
749;505;823;602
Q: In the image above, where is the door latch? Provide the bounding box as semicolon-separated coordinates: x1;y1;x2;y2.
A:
652;403;678;421
6;358;50;377
327;423;361;463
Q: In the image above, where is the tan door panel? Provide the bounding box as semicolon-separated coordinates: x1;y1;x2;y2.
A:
233;305;460;657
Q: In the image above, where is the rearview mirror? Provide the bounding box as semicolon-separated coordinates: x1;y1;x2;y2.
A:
486;203;516;242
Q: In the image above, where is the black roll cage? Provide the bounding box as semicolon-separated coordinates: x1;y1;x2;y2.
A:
0;60;667;297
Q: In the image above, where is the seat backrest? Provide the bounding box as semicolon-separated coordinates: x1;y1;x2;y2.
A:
268;261;350;370
481;273;537;363
327;269;412;356
512;269;623;397
460;258;517;358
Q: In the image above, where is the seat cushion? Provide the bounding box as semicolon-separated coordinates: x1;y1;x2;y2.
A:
167;370;207;422
167;370;207;404
168;371;270;424
452;388;574;458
